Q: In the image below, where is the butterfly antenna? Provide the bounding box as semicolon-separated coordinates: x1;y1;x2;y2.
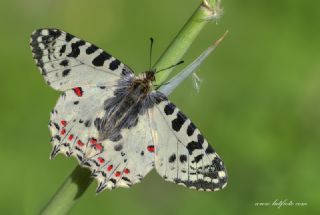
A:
149;37;154;70
156;60;184;73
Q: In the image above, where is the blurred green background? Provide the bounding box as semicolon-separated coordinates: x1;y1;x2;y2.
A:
0;0;319;214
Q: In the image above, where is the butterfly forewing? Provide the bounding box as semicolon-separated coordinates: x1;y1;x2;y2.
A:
30;28;133;91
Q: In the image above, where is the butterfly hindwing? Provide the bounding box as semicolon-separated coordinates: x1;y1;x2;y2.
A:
149;99;228;191
49;85;156;192
49;85;116;159
83;113;156;192
30;28;133;91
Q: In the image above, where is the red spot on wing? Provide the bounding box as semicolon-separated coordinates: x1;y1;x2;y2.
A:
89;138;103;151
77;140;84;147
107;165;113;171
115;171;121;177
60;129;66;135
60;120;67;127
68;134;74;141
95;143;103;151
97;157;105;164
124;168;130;174
73;87;83;97
90;138;97;144
147;145;155;152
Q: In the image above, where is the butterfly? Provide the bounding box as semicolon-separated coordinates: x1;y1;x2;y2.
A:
30;28;227;193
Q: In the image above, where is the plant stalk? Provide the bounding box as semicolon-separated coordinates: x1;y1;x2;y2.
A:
154;0;221;85
40;166;93;215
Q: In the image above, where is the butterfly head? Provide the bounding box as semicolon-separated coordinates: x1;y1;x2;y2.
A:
132;70;156;96
145;70;156;82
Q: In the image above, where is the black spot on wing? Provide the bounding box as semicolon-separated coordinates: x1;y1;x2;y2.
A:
84;120;92;127
187;122;196;136
67;40;85;58
212;157;224;171
186;141;203;155
86;44;98;54
59;45;66;56
203;169;218;179
110;178;117;184
92;52;111;67
40;35;50;43
36;58;44;68
53;122;60;130
31;44;43;59
180;155;187;163
164;103;175;115
114;144;123;151
122;177;132;183
197;134;204;145
60;59;69;66
53;135;61;141
30;31;41;45
48;29;62;38
62;69;71;77
65;33;74;42
76;155;83;162
193;154;204;163
173;178;223;191
169;154;176;163
205;145;215;154
31;29;61;47
172;111;187;132
109;59;121;71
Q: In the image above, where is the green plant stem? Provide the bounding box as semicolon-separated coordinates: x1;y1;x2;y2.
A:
40;166;93;215
154;0;220;85
40;1;221;214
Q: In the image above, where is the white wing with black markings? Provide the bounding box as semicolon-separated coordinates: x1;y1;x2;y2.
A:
149;100;228;191
30;28;133;91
